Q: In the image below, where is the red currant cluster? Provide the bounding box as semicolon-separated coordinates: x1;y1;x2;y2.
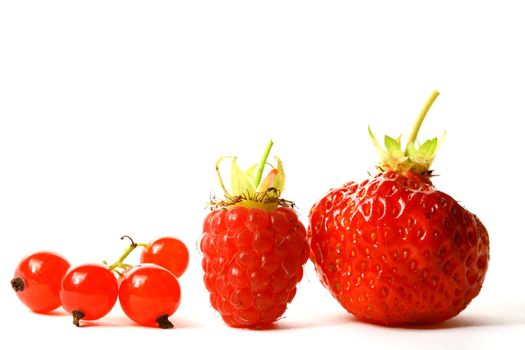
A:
11;236;189;328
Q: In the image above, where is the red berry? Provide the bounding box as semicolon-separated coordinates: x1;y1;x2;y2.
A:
202;207;309;328
60;263;118;326
309;171;490;325
140;237;190;278
11;251;70;313
119;264;181;328
308;91;490;326
204;141;308;327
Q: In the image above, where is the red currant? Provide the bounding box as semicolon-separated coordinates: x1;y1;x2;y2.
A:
11;251;70;313
140;237;189;278
119;264;181;328
60;263;118;326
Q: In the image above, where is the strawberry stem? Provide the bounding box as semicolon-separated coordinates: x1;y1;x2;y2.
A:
253;140;274;189
405;90;440;154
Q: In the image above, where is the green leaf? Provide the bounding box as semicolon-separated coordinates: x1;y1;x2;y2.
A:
416;138;438;159
384;135;404;158
215;156;234;196
428;131;446;165
258;169;277;193
368;126;381;149
230;158;256;197
245;164;259;183
257;157;285;194
272;157;285;192
434;131;446;157
406;142;417;157
368;126;387;161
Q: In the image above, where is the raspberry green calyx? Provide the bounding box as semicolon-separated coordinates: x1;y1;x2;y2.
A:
369;90;445;175
214;140;290;211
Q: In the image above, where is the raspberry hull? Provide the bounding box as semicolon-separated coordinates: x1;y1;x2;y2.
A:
201;206;309;328
308;171;490;326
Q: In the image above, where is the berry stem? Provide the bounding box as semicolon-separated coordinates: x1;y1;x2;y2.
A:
72;310;85;327
156;314;174;329
404;90;440;154
108;235;148;272
253;140;274;189
10;277;25;292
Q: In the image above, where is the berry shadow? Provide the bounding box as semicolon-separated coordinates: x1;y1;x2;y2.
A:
406;313;525;330
398;301;525;330
259;301;525;331
132;317;204;330
234;313;356;331
77;315;202;329
368;302;525;331
170;317;205;329
78;315;135;328
34;309;69;317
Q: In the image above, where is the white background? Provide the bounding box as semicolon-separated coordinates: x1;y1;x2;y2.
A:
1;1;524;349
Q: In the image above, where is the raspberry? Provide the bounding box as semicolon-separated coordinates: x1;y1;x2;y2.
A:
202;206;308;328
203;141;308;327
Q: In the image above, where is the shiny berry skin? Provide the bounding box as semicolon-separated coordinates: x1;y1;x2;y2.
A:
201;206;309;328
308;171;490;326
60;263;118;326
11;251;70;313
119;264;181;328
140;237;189;278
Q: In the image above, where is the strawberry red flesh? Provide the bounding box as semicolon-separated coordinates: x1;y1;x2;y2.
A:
309;171;489;326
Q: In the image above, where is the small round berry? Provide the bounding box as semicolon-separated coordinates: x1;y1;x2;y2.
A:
12;251;70;313
60;263;118;326
119;264;181;328
140;237;190;278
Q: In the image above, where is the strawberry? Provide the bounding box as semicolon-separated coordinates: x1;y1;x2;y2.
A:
201;141;309;328
308;91;489;326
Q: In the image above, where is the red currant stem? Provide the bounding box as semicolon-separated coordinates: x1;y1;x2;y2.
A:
107;236;148;272
10;277;25;292
72;310;85;327
156;315;174;329
404;90;440;154
253;140;274;189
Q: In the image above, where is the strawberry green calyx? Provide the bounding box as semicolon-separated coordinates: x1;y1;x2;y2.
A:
214;140;290;211
369;90;445;175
